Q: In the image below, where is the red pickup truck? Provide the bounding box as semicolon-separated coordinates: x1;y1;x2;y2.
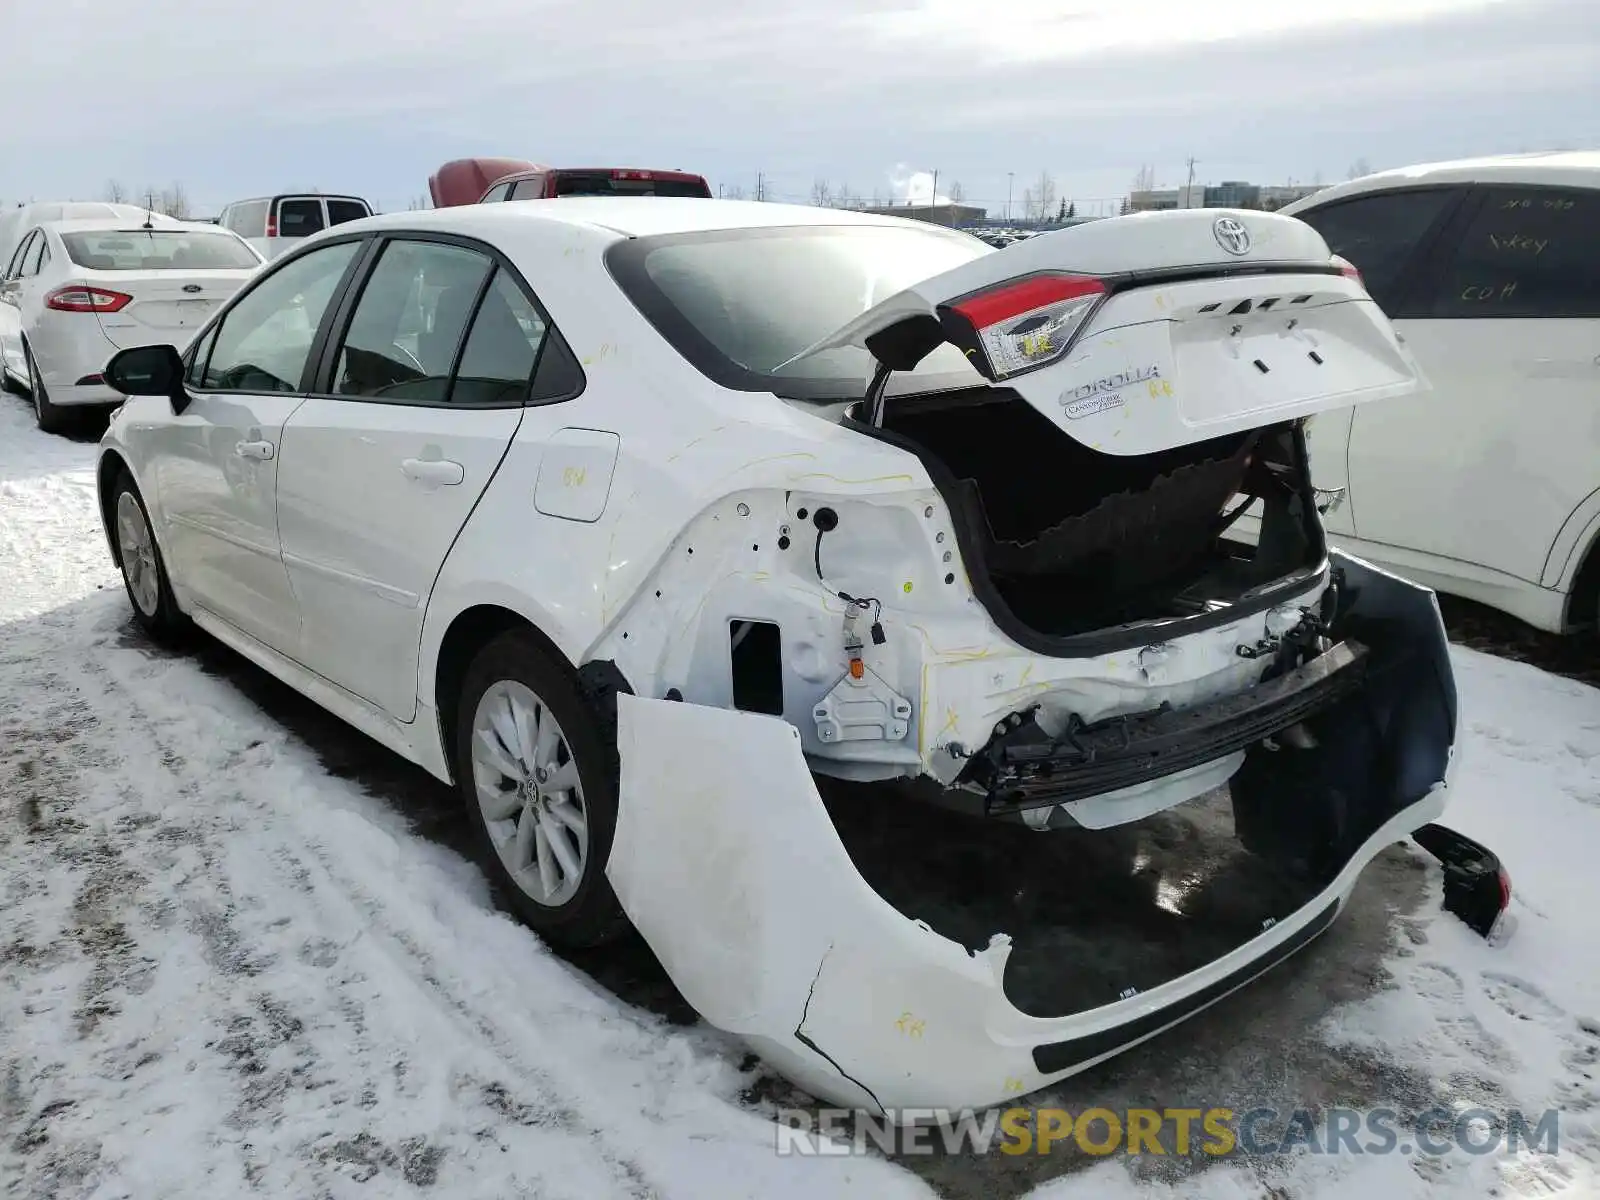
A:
428;158;714;206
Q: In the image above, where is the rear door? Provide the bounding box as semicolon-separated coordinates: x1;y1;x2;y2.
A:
274;233;541;720
1341;183;1600;584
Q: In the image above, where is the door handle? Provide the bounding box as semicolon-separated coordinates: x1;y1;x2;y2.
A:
401;457;465;486
235;439;275;460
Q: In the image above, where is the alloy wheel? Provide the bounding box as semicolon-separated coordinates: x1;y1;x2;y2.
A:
115;491;161;617
470;679;590;907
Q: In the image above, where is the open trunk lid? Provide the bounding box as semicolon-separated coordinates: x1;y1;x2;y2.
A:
793;208;1422;455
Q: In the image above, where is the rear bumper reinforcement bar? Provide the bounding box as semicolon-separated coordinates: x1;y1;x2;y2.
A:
962;639;1369;815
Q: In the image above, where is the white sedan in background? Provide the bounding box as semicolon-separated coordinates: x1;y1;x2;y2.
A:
1277;151;1600;636
1;217;263;432
92;198;1469;1115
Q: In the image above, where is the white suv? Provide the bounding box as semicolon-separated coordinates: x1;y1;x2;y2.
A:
1280;151;1600;635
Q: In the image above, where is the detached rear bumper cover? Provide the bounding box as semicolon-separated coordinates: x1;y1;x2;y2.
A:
606;552;1459;1116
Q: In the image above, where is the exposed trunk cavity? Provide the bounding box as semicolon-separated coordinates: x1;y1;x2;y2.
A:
869;388;1321;644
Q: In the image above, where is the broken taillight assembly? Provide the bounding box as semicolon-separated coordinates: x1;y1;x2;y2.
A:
937;273;1107;381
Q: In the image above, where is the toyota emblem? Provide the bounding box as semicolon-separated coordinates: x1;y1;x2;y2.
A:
1213;217;1251;256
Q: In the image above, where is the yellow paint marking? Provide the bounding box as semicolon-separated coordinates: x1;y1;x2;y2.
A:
1004;1078;1027;1094
895;1012;926;1038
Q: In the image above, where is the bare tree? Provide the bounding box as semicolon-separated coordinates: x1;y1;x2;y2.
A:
948;180;966;204
142;182;191;218
724;184;746;200
1132;164;1156;194
406;196;430;210
104;179;129;203
871;188;886;207
810;178;833;207
1034;171;1057;221
1346;158;1371;181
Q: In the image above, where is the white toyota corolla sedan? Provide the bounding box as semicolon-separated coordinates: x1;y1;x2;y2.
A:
95;198;1467;1114
0;216;263;432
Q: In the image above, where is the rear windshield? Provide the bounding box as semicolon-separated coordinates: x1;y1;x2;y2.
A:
605;224;992;401
276;198;325;237
327;199;370;225
61;230;262;271
554;172;711;198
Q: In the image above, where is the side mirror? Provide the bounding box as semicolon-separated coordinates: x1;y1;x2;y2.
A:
104;343;190;414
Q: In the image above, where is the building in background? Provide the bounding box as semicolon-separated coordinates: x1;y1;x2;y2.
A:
1127;180;1322;213
855;201;988;225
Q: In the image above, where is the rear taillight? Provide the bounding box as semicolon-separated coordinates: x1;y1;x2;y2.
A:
45;286;131;313
266;213;278;237
1333;254;1364;289
937;274;1107;381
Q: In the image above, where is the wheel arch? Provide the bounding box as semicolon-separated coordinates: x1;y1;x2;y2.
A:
96;449;133;566
1566;530;1600;632
429;602;634;784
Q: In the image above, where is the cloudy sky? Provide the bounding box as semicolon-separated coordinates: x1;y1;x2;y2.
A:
2;0;1595;218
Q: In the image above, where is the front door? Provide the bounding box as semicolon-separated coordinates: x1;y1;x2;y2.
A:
276;236;553;720
149;238;364;651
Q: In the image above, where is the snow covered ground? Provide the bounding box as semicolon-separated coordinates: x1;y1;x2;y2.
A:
1;393;1597;1199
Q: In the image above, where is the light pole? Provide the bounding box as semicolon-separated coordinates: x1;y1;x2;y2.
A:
1007;172;1014;221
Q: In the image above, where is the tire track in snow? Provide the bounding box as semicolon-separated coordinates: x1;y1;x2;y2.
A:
26;615;670;1197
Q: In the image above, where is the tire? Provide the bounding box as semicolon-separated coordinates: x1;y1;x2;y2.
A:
27;344;74;436
455;631;628;949
109;470;187;643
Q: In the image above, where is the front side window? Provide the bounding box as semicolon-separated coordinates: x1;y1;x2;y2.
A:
481;182;512;203
330;239;492;402
197;239;361;392
1424;187;1600;319
509;178;548;201
275;198;326;238
61;229;261;271
1293;187;1459;313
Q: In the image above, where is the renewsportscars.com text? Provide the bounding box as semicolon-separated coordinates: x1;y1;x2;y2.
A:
773;1105;1562;1158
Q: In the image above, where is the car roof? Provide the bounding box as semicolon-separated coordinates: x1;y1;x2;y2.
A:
1285;150;1600;212
223;194;370;206
347;197;965;242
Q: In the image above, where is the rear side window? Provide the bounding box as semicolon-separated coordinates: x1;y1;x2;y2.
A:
1293;188;1458;313
552;172;710;198
327;199;370;226
62;230;261;270
450;269;547;405
4;232;34;278
330;239;493;402
22;232;46;276
1424;187;1600;319
275;198;326;238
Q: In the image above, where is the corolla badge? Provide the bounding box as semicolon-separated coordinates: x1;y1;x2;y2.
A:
1212;217;1251;256
182;284;203;293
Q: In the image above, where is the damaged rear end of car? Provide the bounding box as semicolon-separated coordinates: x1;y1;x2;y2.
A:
591;207;1461;1115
